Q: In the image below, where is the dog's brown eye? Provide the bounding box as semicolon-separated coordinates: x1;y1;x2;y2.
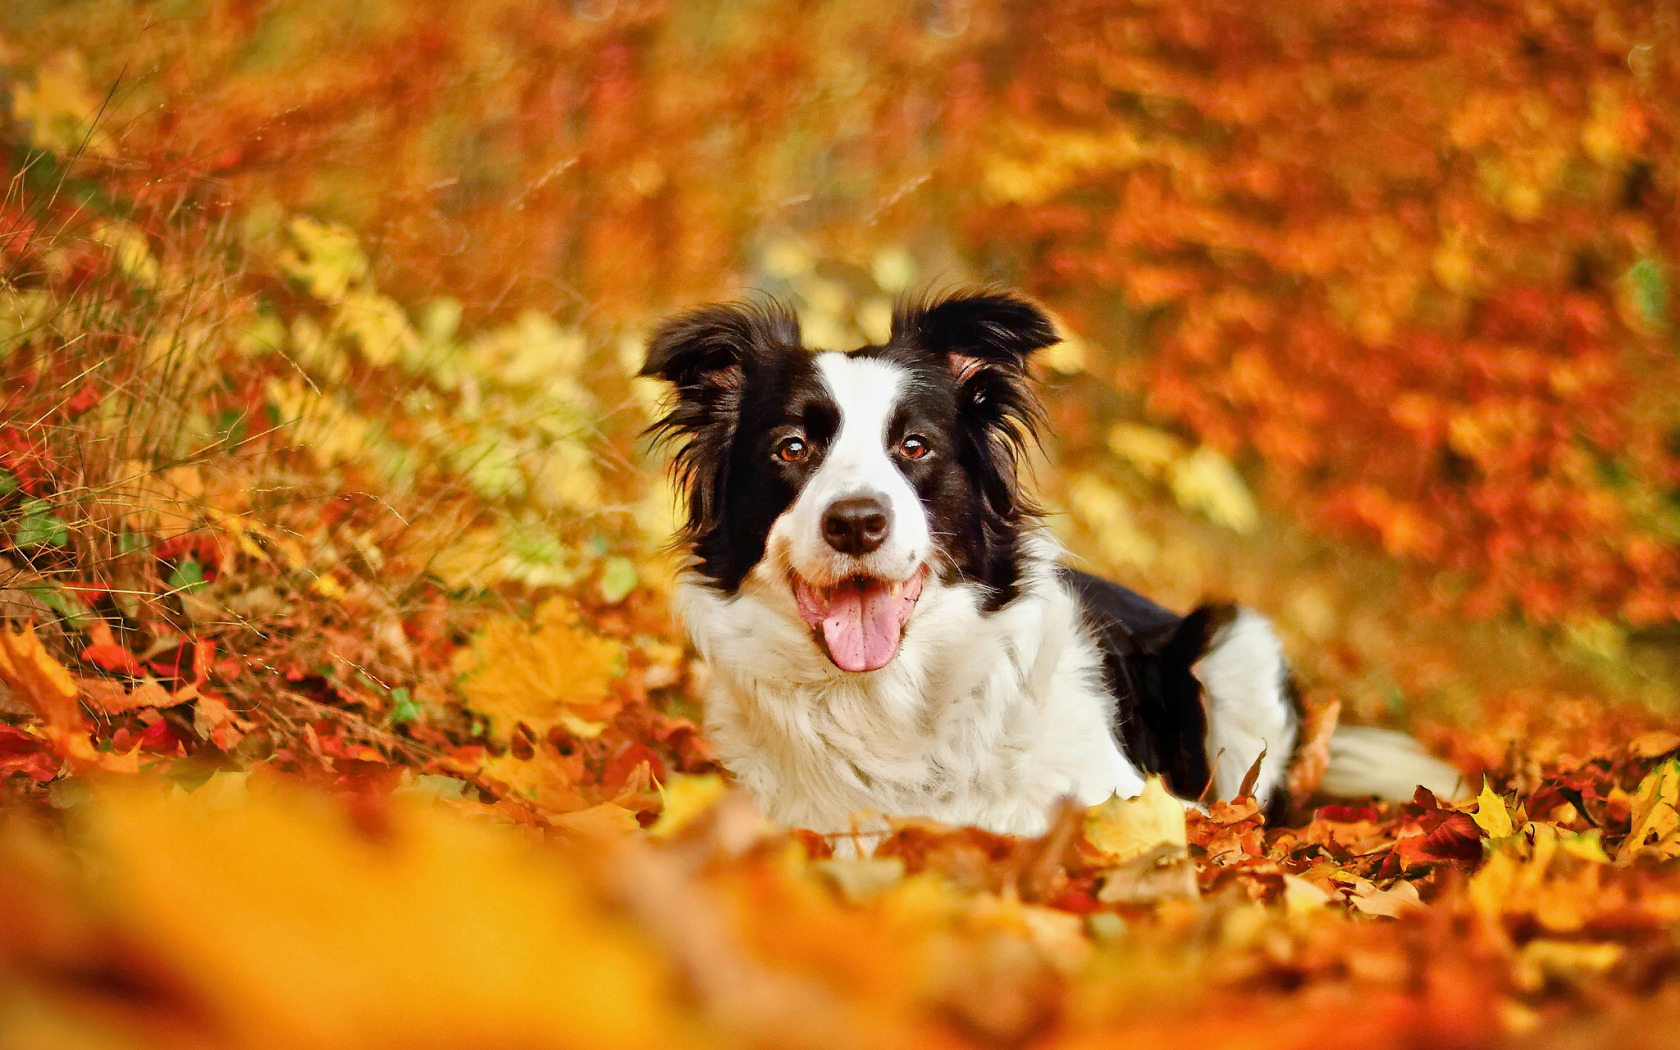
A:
899;435;929;460
775;436;808;463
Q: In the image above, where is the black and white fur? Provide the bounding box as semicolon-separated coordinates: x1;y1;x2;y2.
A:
642;289;1461;839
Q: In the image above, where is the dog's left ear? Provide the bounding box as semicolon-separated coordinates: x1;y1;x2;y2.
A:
895;289;1055;534
892;289;1059;384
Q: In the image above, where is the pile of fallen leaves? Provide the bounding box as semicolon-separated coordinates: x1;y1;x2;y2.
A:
6;635;1680;1049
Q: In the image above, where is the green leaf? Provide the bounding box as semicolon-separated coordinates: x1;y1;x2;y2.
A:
11;500;69;546
598;557;638;604
0;469;17;496
390;688;421;724
24;585;92;630
168;558;208;594
1626;257;1670;331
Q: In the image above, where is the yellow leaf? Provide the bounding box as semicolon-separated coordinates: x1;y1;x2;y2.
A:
533;438;603;513
810;857;906;905
649;773;727;839
1106;424;1186;481
277;217;369;304
9;52;114;157
1342;876;1424;918
1168;446;1258;534
337;290;419;367
24;779;676;1050
1622;759;1680;861
1472;778;1515;839
1513;940;1623;995
1085;777;1187;863
1065;473;1158;570
1037;331;1087;375
479;750;622;824
553;803;642;840
91;221;159;287
455;599;622;741
0;625;131;772
107;462;205;540
1282;874;1333;914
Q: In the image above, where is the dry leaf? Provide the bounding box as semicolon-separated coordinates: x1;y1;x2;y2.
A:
1;779;679;1050
1471;778;1515;840
0;624;101;768
1085;777;1189;863
455;599;622;740
1286;699;1340;805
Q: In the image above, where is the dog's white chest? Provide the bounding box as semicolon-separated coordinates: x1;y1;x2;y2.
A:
678;564;1146;838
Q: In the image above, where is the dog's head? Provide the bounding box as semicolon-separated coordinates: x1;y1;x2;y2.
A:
641;289;1056;672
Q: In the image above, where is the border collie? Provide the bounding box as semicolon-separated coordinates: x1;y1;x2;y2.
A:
641;289;1461;840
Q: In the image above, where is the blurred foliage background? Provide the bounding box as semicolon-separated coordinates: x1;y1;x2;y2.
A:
3;0;1679;738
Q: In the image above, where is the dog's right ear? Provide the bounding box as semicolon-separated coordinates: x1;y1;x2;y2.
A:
640;301;801;541
639;300;800;392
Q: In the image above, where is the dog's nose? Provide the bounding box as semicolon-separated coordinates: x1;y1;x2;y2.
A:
822;496;891;555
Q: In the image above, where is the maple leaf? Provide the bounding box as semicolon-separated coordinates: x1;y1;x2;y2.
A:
1620;759;1680;860
479;750;592;816
455;599;623;741
650;773;727;839
1085;777;1188;863
1285;698;1340;805
0;624;103;770
0;724;61;782
1471;778;1516;840
80;622;143;676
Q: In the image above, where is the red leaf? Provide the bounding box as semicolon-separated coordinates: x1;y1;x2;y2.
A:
62;384;103;418
82;624;144;676
0;725;61;782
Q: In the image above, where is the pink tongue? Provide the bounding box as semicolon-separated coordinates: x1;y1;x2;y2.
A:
821;578;904;673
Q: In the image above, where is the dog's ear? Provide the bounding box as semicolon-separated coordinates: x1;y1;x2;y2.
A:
641;300;800;540
892;289;1059;385
895;289;1055;539
640;300;800;391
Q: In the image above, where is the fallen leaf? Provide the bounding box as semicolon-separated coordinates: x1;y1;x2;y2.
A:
1286;699;1340;806
1621;759;1680;860
455;599;623;740
1341;876;1424;918
1085;778;1188;863
1472;778;1515;839
0;624;103;769
650;773;727;839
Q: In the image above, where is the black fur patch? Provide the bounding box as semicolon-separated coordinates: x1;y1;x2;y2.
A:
642;289;1060;608
1059;567;1220;800
641;299;830;589
882;289;1056;607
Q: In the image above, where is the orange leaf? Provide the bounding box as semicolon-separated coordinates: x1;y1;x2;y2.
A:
0;623;102;769
82;623;144;675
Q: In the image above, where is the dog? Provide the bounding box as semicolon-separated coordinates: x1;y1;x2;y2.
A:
641;288;1461;839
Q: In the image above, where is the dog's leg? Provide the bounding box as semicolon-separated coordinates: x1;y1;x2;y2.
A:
1195;608;1465;807
1194;608;1299;810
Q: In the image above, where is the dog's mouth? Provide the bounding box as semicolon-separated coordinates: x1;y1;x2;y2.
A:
791;566;928;673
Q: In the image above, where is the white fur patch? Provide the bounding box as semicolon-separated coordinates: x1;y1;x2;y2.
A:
677;533;1145;838
1195;610;1297;808
769;353;929;588
1321;725;1466;801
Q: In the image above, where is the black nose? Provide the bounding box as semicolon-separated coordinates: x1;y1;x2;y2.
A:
822;496;891;555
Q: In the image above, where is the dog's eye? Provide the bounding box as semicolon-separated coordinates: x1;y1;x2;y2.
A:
898;435;930;460
775;436;808;463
